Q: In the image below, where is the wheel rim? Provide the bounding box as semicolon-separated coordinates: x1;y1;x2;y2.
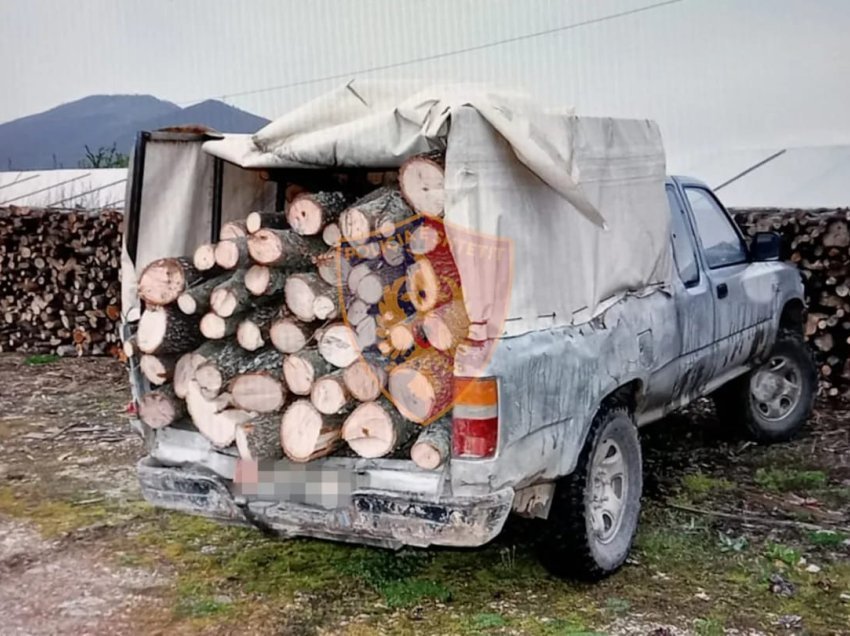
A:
749;355;803;421
589;437;628;544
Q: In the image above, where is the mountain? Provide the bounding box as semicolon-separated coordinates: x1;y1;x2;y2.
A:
0;95;270;170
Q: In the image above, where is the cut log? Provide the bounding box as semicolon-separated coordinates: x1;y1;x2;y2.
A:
177;273;231;315
346;299;371;327
246;211;287;235
192;243;217;272
122;335;138;359
317;323;359;368
231;371;286;412
409;222;442;255
356;263;404;304
399;151;445;217
339;187;412;244
286;191;350;236
209;270;251;318
245;264;287;296
343;358;387;402
407;257;453;312
387;314;425;353
269;315;314;353
355;314;378;349
311;370;351;414
388;349;454;423
280;400;344;462
285;272;334;322
185;379;252;448
138;257;203;306
236;305;282;351
200;311;244;340
139;352;179;385
342;399;415;458
316;249;351;286
347;262;373;296
322;222;342;247
137;306;201;354
138;384;186;429
235;415;283;460
214;237;251;270
381;237;406;266
195;346;283;400
283;347;335;396
173;341;238;398
410;417;451;470
247;229;325;268
422;299;470;351
220;220;248;240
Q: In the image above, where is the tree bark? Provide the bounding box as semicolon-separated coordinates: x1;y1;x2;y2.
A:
285;272;335;322
422;299;470;351
282;346;335;396
210;269;252;318
137;306;202;354
184;378;252;448
236;304;282;351
339;187;412;244
246;211;288;235
235;414;283;460
195;345;283;400
139;352;179;385
177;273;232;315
399;151;445;218
388;348;454;423
310;370;351;415
214;237;251;270
247;229;325;268
343;357;387;402
138;384;186;429
245;264;287;296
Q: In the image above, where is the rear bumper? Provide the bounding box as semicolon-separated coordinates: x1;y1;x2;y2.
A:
137;457;513;549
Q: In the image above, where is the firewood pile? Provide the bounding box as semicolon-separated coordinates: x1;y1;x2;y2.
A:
734;208;850;398
132;152;461;468
0;207;123;356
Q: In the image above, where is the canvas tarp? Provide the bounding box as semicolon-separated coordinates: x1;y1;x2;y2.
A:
200;80;671;337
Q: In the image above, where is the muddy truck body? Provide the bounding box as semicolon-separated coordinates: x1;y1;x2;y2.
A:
123;87;814;578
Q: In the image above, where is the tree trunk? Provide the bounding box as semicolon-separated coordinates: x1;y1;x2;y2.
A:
285;272;334;322
138;384;186;429
214;237;251;270
230;370;287;412
399;151;445;218
235;415;283;460
246;211;288;235
286;191;351;236
342;399;415;458
138;257;203;306
137;306;202;354
388;349;454;423
339;187;412;244
280;399;344;462
322;222;342;247
220;220;248;240
310;370;351;414
317;323;359;368
245;265;287;296
139;352;179;385
247;229;325;268
177;273;232;315
410;417;451;470
343;357;387;402
194;345;283;400
282;347;335;396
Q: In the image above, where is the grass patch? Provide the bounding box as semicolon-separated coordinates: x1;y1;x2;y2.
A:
807;530;849;547
470;612;507;630
0;485;119;536
764;542;800;567
694;617;725;636
681;472;735;501
24;353;60;365
754;468;828;492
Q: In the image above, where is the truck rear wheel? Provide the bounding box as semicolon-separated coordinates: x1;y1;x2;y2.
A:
714;328;816;443
541;405;642;580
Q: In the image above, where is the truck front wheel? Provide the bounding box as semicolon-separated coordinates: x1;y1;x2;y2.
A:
541;405;642;580
714;328;816;443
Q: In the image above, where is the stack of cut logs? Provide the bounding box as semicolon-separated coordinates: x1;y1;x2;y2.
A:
0;206;123;356
734;208;850;398
132;151;456;469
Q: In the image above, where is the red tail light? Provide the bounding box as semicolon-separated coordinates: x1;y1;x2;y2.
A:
452;377;498;459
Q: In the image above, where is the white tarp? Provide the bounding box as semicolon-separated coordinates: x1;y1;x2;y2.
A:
202;80;671;336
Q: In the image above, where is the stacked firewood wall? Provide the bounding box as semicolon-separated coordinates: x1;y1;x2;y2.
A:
0;206;123;356
131;152;457;468
734;208;850;398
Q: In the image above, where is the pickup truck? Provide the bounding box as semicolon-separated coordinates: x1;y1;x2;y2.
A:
125;99;815;580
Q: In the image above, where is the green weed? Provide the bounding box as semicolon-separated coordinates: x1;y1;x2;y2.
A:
755;468;828;492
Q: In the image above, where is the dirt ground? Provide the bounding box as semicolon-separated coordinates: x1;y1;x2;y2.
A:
0;353;848;636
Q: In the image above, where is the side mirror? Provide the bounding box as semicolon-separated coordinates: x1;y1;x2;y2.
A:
751;232;781;262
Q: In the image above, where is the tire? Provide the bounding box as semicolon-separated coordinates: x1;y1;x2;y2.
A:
541;405;643;580
713;328;816;443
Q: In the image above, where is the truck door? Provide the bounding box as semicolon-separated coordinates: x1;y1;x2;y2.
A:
666;185;717;400
682;185;774;372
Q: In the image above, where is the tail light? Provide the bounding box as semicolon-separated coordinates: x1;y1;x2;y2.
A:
452;377;498;458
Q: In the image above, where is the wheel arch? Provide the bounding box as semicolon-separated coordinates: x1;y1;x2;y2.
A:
779;297;805;333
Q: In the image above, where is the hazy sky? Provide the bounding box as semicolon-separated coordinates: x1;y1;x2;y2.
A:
2;0;850;170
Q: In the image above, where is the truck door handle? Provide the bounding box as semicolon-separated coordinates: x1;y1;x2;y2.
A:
716;283;728;299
